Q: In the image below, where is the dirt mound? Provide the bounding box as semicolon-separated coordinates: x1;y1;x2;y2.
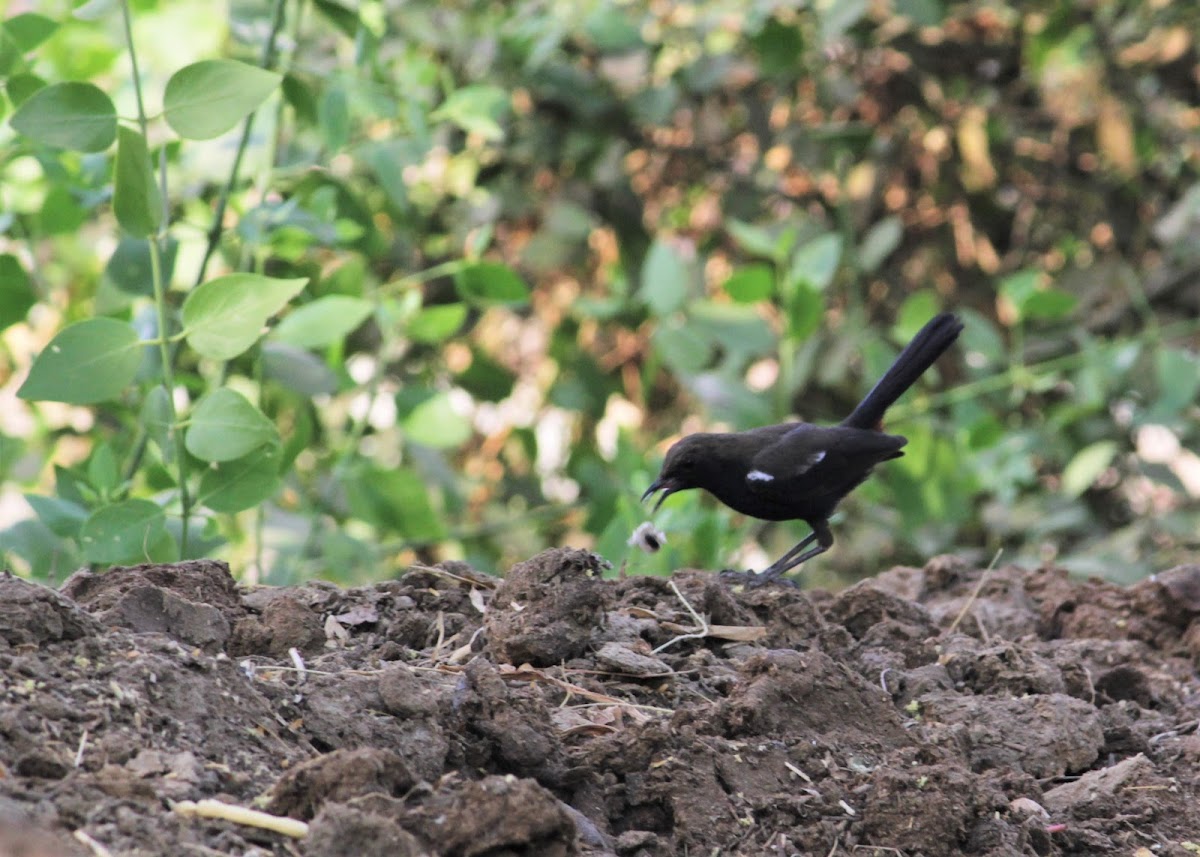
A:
2;556;1200;855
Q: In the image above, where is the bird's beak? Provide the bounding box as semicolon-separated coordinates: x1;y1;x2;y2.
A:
641;478;676;513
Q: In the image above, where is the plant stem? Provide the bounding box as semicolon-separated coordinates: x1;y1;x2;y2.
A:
120;0;192;552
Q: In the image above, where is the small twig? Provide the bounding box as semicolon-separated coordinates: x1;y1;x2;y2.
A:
74;729;89;768
784;761;814;784
408;563;499;590
947;548;1003;636
1150;719;1199;743
652;580;711;654
73;830;114;857
288;648;307;684
173;799;309;839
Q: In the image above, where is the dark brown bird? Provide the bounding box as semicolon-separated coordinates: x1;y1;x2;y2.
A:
642;313;963;586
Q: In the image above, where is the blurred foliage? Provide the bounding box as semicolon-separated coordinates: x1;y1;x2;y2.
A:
0;0;1198;586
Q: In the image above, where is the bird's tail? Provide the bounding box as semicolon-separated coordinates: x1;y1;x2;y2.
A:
841;313;964;430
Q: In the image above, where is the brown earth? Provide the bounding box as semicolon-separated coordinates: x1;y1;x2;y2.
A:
3;550;1200;856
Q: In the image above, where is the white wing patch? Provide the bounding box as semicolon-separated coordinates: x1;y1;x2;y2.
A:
746;469;774;483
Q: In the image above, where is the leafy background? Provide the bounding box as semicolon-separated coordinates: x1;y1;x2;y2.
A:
1;0;1197;587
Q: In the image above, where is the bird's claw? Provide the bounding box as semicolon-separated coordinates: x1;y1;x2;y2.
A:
718;568;799;589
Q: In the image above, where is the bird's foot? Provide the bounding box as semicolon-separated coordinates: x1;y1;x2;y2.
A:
718;568;799;589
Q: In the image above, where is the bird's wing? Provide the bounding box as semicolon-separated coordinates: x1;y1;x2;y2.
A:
746;424;906;490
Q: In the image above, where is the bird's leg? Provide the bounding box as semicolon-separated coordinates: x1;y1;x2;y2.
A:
744;520;834;589
719;529;819;588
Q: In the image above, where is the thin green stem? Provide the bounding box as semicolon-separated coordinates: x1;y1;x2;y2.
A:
378;260;468;296
195;0;289;288
120;0;192;551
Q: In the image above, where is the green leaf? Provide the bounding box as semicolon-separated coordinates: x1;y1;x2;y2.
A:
87;443;120;495
1022;289;1077;321
454;262;530;306
6;74;46;109
185;388;280;462
998;269;1040;322
818;0;868;40
105;237;178;296
583;7;643;53
727;220;780;259
17;318;141;404
1152;347;1200;419
71;0;119;20
859;216;903;273
80;499;168;564
408;303;468;343
113;126;162;238
894;292;942;342
163;59;282;140
272;295;372;348
3;13;58;52
1061;441;1119;498
641;238;691;317
10;82;116;152
722;265;774;304
141;386;174;458
895;0;946;27
402;392;472;449
261;342;338;396
281;72;318;126
196;445;282;513
786;284;824;341
0;254;36;331
788;233;842;291
318;85;350;151
312;0;360;37
431;84;509;141
751;18;804;77
344;465;446;540
181;273;308;360
653;323;713;374
24;494;87;539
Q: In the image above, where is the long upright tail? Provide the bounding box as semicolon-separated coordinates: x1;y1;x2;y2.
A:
841;313;964;430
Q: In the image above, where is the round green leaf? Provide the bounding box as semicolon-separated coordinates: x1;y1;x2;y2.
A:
261;342;338;396
141;386;175;459
408;303;467;343
454;262;530;306
10;81;116;152
1062;441;1119;499
430;85;509;141
788;233;843;291
24;494;87;539
640;238;691;317
722;265;774;303
163;59;283;140
859;216;903;273
186;388;280;462
80;499;167;564
6;73;46;109
271;295;372;348
402;392;472;449
17;317;141;404
197;445;281;513
653;323;713;374
4;13;58;52
181;273;308;360
0;254;36;331
113;126;162;238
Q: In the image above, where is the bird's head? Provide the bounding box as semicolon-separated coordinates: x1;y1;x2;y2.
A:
641;434;711;512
